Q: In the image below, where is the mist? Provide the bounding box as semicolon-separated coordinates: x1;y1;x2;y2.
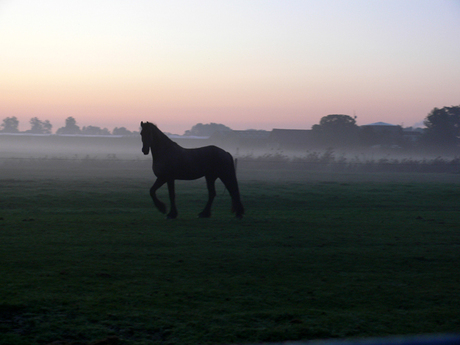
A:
1;132;459;184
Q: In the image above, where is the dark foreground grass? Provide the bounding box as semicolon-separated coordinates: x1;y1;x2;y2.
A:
0;171;459;344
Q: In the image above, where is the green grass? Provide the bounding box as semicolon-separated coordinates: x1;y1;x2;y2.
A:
0;170;459;344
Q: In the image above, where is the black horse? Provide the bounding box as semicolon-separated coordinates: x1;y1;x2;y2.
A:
140;121;244;219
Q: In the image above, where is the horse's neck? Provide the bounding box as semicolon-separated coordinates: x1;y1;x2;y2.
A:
150;127;180;156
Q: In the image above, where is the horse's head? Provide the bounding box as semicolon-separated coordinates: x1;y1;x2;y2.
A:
140;121;153;155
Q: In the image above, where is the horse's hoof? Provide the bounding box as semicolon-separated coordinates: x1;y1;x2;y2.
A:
166;213;177;219
198;212;211;218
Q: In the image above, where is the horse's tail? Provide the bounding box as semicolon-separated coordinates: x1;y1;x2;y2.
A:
221;153;244;218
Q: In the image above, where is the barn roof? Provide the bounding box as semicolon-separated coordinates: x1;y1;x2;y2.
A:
362;122;397;127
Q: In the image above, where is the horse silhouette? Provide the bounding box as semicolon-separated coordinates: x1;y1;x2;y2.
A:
140;121;244;219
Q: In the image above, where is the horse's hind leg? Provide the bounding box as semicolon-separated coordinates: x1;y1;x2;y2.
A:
150;178;167;214
199;176;216;218
166;180;178;219
220;172;244;219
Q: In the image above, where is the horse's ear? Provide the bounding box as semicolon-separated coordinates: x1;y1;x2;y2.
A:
141;121;144;127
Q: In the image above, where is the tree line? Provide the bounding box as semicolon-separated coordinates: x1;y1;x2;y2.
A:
0;116;136;136
1;105;460;150
308;105;460;151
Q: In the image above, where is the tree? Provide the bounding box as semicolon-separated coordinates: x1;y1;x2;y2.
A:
422;105;460;149
311;114;359;147
81;126;110;135
184;123;232;137
113;127;133;136
56;117;81;135
1;116;19;133
28;117;52;134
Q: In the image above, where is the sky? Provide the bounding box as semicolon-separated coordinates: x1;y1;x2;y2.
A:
1;1;459;134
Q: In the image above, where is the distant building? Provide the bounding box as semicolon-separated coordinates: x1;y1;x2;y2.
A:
232;130;270;140
360;122;424;147
402;127;424;143
361;122;401;133
269;129;313;148
207;129;270;148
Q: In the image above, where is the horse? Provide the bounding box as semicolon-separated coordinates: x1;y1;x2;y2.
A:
140;121;244;219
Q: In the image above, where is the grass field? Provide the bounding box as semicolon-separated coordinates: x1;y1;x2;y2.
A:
0;164;459;344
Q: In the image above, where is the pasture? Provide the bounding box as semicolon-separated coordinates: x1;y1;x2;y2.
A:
0;162;459;344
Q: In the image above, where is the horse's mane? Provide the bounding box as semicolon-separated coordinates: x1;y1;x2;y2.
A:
144;122;178;148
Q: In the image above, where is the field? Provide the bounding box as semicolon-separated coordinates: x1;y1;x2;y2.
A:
1;161;460;345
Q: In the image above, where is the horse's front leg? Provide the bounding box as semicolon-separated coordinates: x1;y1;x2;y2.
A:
166;180;178;219
150;178;167;214
199;176;216;218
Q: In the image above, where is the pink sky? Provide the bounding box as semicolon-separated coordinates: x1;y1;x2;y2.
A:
1;1;459;134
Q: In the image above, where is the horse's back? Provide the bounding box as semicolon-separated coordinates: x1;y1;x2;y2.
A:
187;145;231;161
164;145;233;180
